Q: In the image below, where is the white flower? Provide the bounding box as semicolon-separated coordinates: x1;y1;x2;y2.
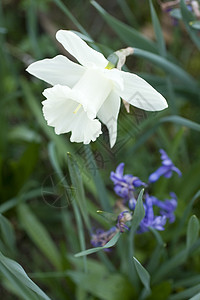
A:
26;30;168;147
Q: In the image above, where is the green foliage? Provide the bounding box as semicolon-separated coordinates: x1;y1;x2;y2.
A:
1;0;200;299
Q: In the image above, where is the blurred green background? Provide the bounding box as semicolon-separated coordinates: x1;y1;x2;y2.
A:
0;0;200;299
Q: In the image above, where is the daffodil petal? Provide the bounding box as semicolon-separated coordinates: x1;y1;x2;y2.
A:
119;71;168;111
73;68;113;119
56;30;108;68
97;91;121;148
42;85;102;144
26;55;85;87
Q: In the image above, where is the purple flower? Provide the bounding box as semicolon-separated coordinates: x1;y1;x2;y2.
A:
128;197;137;210
152;193;177;223
110;163;146;199
116;211;132;232
91;226;118;248
138;195;167;233
149;149;182;183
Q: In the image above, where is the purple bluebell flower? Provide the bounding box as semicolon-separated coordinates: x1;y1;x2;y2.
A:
151;192;177;223
149;149;182;183
138;195;167;233
110;163;146;199
128;197;137;210
91;226;118;248
116;210;132;232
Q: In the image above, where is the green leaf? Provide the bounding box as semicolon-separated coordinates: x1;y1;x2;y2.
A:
0;251;51;300
133;257;151;293
146;281;171;300
169;284;200;300
74;231;121;257
180;0;200;50
47;143;88;271
161;116;200;131
190;292;200;300
67;267;133;300
149;0;166;57
0;214;16;255
130;189;145;231
91;0;158;53
186;215;199;250
84;145;111;211
170;8;182;20
8;126;41;143
127;189;145;287
53;0;89;36
133;49;197;88
152;246;195;284
190;21;200;30
67;152;91;232
127;116;200;156
96;210;119;224
17;204;61;270
147;228;166;273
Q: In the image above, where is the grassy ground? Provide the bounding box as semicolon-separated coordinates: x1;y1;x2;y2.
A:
0;0;200;299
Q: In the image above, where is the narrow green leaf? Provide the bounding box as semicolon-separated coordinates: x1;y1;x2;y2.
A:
72;201;88;272
74;231;121;257
84;145;111;211
161;116;200;131
128;189;145;287
189;292;200;300
67;266;133;300
0;214;16;255
0;251;51;300
47;143;87;271
53;0;88;36
169;284;200;300
133;257;151;293
149;0;166;57
130;189;145;231
0;188;44;214
190;21;200;30
67;152;91;232
180;0;200;50
186;215;199;250
170;8;182;20
91;0;158;53
127;116;200;156
147;228;166;273
17;204;61;270
26;0;41;58
133;48;197;88
97;210;118;224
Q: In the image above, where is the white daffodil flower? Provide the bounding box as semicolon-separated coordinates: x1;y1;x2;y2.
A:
26;30;168;147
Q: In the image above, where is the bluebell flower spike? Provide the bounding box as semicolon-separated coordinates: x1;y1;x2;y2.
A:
149;149;182;183
110;163;146;199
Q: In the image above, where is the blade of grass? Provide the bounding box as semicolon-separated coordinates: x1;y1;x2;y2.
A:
0;251;51;300
133;257;151;295
17;203;62;270
149;0;166;57
91;0;158;53
133;48;197;88
84;145;111;212
74;231;121;257
186;215;199;251
171;190;200;246
53;0;89;36
47;143;88;272
128;189;145;288
67;151;92;232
